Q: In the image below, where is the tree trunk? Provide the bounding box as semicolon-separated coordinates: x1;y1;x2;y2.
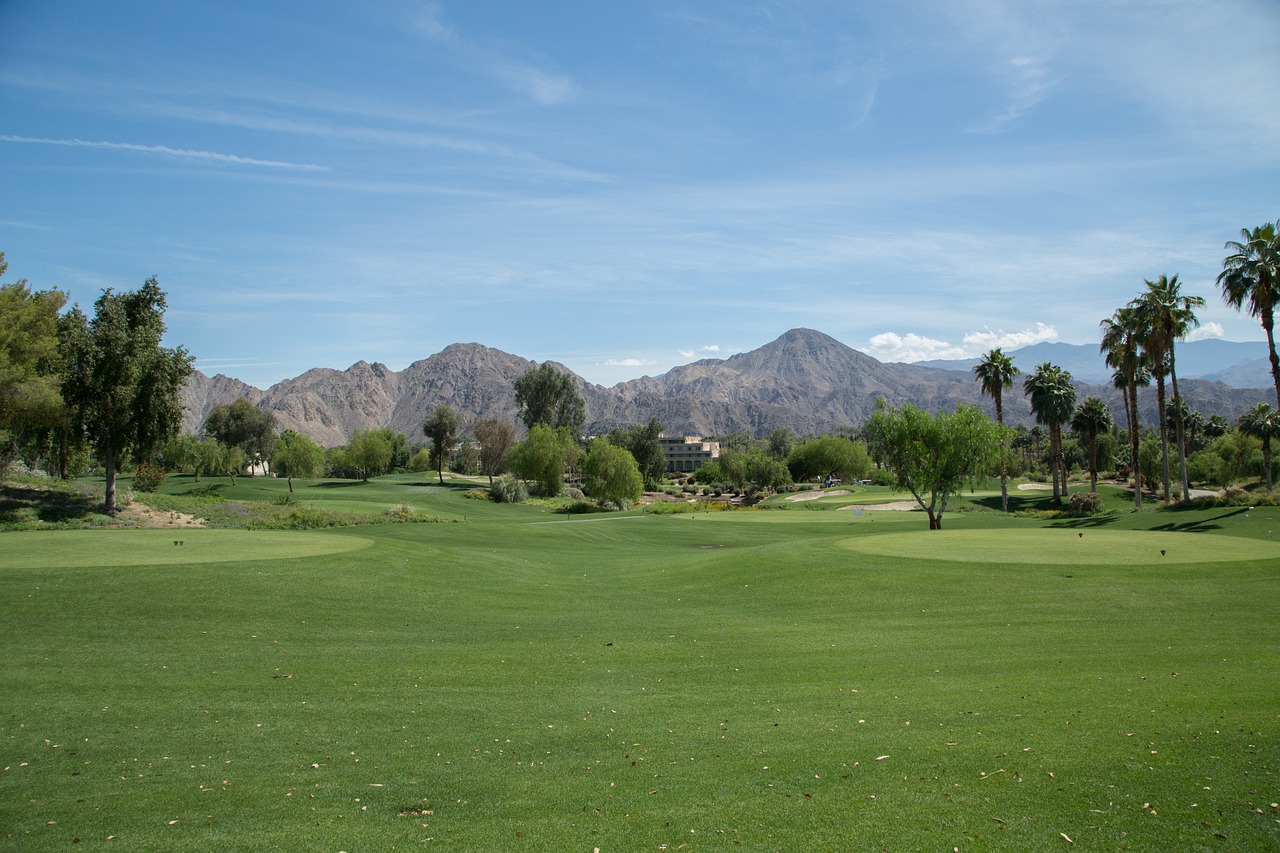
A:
995;394;1009;513
1089;434;1098;493
1170;350;1190;501
1265;439;1274;491
1264;308;1280;410
288;475;294;493
1156;375;1170;502
1129;378;1142;508
103;443;117;515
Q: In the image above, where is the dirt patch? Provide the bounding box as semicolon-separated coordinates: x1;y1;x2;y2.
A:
117;502;206;529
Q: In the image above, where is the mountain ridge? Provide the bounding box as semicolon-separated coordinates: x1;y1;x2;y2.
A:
181;329;1276;446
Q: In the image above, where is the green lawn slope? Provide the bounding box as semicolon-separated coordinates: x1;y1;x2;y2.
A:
2;475;1278;850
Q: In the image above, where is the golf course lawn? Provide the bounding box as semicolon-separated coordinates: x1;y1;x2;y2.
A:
2;479;1278;850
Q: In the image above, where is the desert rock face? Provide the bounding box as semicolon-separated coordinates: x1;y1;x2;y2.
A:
181;328;1273;446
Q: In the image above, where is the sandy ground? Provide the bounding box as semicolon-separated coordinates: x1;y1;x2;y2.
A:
837;500;918;511
118;502;206;528
786;489;851;502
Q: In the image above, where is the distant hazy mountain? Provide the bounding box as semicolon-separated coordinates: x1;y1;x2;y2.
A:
917;339;1271;386
181;329;1274;447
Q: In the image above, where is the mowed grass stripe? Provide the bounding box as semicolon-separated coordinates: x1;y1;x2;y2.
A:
838;528;1280;564
0;529;370;569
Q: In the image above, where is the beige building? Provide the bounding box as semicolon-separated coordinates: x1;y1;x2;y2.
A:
659;434;720;473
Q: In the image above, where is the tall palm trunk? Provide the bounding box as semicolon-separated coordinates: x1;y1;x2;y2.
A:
1170;368;1189;501
1129;379;1142;508
1265;308;1280;409
1155;374;1170;502
1050;425;1062;502
995;394;1008;513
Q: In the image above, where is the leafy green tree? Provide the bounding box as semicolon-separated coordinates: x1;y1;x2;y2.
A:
346;429;393;482
407;447;434;473
786;435;870;484
507;424;580;496
451;437;480;476
1101;306;1150;507
608;418;666;487
194;437;226;483
1218;221;1280;407
1071;396;1113;493
1023;362;1077;503
766;428;794;461
863;400;1005;530
1238;402;1280;491
57;278;193;513
1134;274;1203;500
972;348;1020;512
746;451;792;493
422;404;460;484
0;255;68;463
514;363;585;434
473;417;517;485
271;430;325;492
582;438;643;508
203;397;276;472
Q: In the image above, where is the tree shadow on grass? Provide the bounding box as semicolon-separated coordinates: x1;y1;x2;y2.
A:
312;480;372;489
401;481;477;492
1146;507;1252;534
970;493;1061;513
1047;514;1123;529
0;482;103;524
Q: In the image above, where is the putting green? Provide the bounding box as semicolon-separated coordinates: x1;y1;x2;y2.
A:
838;528;1279;565
0;529;370;570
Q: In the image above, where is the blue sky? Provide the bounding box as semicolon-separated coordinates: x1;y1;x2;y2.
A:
2;1;1278;389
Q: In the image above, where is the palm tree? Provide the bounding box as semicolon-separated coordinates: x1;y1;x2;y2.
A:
1238;402;1280;491
973;348;1019;511
1133;274;1203;502
1218;221;1280;408
1071;396;1113;493
1024;362;1077;502
1100;306;1149;507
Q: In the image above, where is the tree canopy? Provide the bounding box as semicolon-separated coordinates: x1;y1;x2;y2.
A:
422;404;460;484
203;397;277;466
271;430;325;492
0;253;70;473
57;278;193;513
514;363;585;434
607;418;666;487
864;401;1004;530
786;435;870;484
507;424;580;496
582;438;643;508
473;416;516;485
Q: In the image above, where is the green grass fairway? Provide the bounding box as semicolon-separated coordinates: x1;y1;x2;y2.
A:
3;483;1279;851
839;528;1280;564
0;529;370;569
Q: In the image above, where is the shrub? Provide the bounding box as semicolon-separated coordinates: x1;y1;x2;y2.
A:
564;486;585;501
869;469;896;486
132;461;167;493
563;500;605;514
272;493;297;506
1067;492;1105;514
384;504;415;522
490;474;529;504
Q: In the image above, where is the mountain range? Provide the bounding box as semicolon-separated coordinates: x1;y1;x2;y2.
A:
181;329;1277;447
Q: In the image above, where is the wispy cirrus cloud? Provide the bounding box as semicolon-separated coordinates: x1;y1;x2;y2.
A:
411;4;577;106
0;135;328;171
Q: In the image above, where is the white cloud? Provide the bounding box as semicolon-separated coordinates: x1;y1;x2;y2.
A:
867;324;1059;362
0;135;328;171
1186;322;1225;342
604;357;656;368
961;323;1058;351
866;332;966;362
